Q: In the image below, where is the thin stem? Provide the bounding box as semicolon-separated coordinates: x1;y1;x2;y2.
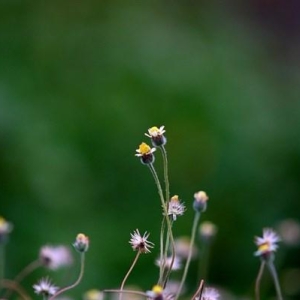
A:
158;217;166;284
255;260;265;300
49;253;85;300
3;259;41;299
148;164;176;286
0;279;32;300
175;212;201;300
191;279;205;300
267;260;283;300
119;251;141;300
103;289;147;298
160;145;170;205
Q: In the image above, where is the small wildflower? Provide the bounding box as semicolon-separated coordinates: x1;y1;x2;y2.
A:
199;221;218;241
197;287;220;300
83;289;104;300
0;216;13;243
155;256;182;271
146;285;163;300
167;195;185;221
193;191;209;213
135;142;156;165
39;245;73;270
129;229;154;253
174;237;198;259
73;233;89;253
145;126;167;147
33;277;59;297
254;228;281;260
278;218;300;246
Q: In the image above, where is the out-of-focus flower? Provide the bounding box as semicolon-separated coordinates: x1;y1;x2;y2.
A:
83;289;104;300
0;216;13;243
197;287;220;300
145;126;167;147
193;191;209;213
167;195;185;221
146;285;173;300
33;277;59;297
39;245;73;270
199;221;218;241
155;256;182;271
135;142;156;165
73;233;89;253
129;229;154;253
278;219;300;246
254;228;281;259
174;237;198;259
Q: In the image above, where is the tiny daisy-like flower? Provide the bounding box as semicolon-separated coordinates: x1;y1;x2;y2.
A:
155;256;182;271
193;191;209;213
129;229;154;253
145;126;167;147
33;277;59;297
197;287;220;300
146;285;174;300
135;142;156;165
73;233;89;253
39;245;73;270
254;228;281;258
0;216;13;243
167;195;185;221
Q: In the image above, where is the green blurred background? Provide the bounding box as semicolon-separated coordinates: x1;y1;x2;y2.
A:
1;0;300;299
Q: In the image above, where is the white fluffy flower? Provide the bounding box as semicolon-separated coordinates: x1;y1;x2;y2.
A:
33;277;59;297
254;228;281;256
129;229;154;253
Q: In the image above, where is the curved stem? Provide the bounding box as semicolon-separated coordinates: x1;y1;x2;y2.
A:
175;212;201;300
191;279;205;300
255;260;265;300
49;253;85;300
119;251;141;300
0;279;32;300
267;260;283;300
103;289;147;298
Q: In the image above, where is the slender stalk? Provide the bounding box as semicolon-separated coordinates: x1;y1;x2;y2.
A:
175;212;201;300
255;260;265;300
103;289;147;298
197;241;210;282
160;146;170;205
0;279;32;300
191;279;205;300
119;251;141;300
158;217;166;284
49;253;85;300
148;164;176;285
267;260;283;300
3;259;41;299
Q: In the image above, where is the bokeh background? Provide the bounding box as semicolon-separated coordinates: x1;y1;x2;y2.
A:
1;0;300;299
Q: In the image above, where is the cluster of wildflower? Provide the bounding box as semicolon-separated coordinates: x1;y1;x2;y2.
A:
0;125;287;300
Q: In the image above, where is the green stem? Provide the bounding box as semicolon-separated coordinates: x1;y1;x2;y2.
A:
49;253;85;300
160;146;170;204
255;260;265;300
267;260;283;300
158;217;166;284
119;251;141;300
175;212;201;300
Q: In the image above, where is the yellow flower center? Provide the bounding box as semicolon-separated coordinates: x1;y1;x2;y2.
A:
171;195;179;202
139;142;151;155
0;217;5;226
149;126;160;136
152;285;163;294
258;242;270;253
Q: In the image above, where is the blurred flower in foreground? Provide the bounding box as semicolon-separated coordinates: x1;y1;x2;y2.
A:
167;195;185;221
135;142;156;165
155;256;182;271
39;245;73;270
193;191;209;213
33;277;59;297
129;229;154;253
146;285;173;300
196;287;220;300
0;216;13;243
145;126;167;147
73;233;89;253
277;218;300;246
174;237;198;259
83;289;104;300
254;228;280;259
199;221;218;241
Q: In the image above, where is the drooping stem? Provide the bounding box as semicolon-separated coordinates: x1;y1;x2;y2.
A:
267;260;283;300
49;253;85;300
176;212;201;300
119;251;141;300
255;260;265;300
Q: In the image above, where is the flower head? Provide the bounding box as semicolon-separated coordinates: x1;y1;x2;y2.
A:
135;142;156;165
145;126;167;147
33;277;59;297
83;289;104;300
254;228;281;259
146;285;174;300
0;216;13;243
155;256;182;271
198;288;220;300
167;195;185;221
199;221;218;241
39;245;73;270
73;233;89;253
193;191;209;213
129;229;154;253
